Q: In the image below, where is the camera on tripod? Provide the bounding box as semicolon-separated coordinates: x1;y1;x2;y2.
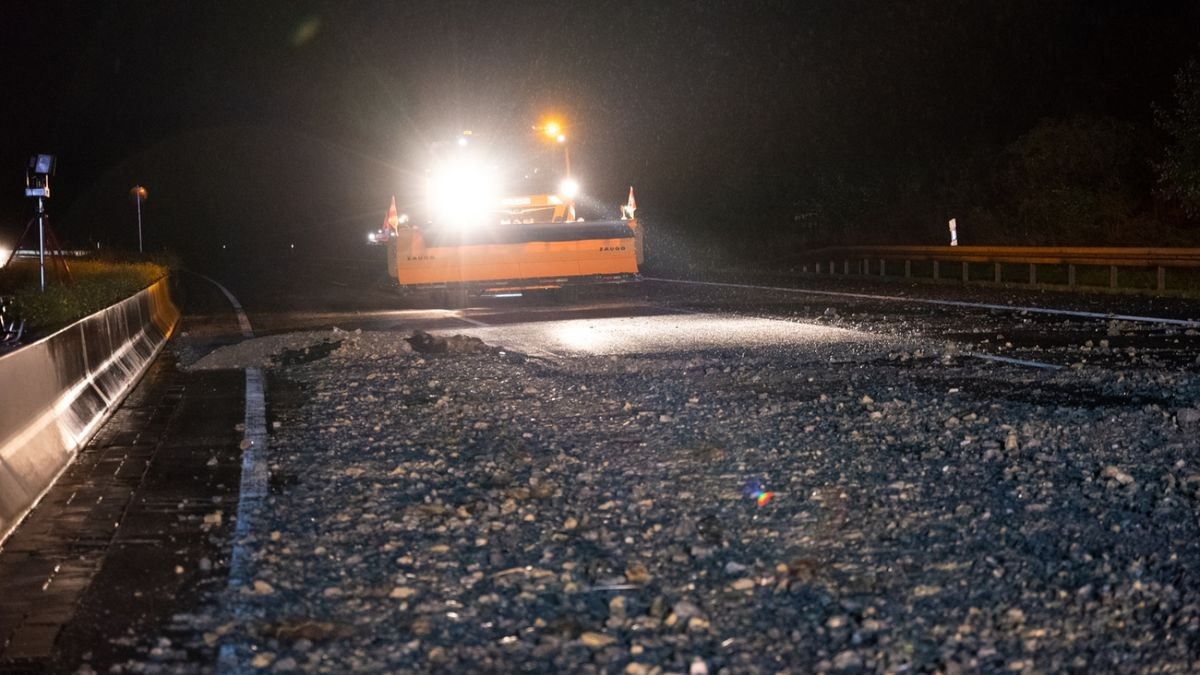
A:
19;154;59;291
25;154;56;199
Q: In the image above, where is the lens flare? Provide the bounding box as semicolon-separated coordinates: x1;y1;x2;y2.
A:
743;479;776;508
291;16;322;46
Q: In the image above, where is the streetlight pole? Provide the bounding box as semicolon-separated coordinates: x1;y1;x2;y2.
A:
131;185;148;253
536;120;576;219
537;120;573;176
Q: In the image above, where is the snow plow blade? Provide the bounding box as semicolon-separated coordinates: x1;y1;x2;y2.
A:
388;218;642;293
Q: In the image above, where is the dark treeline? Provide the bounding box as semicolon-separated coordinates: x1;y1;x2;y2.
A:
636;1;1200;258
724;109;1191;254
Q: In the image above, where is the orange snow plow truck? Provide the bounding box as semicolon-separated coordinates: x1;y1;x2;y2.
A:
382;125;642;303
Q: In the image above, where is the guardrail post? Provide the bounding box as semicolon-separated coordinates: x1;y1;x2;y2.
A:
933;260;940;280
1109;266;1118;289
994;262;1001;283
904;260;911;278
879;259;886;277
1157;266;1166;292
844;259;850;275
1068;265;1076;288
816;262;822;274
829;260;835;276
962;262;970;283
1029;263;1037;285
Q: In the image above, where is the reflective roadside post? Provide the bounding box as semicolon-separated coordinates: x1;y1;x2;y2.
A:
131;185;148;253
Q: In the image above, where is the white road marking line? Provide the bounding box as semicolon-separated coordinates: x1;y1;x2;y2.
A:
452;311;491;327
228;366;268;570
194;275;267;673
966;352;1063;370
197;273;254;338
448;312;564;361
646;277;1200;328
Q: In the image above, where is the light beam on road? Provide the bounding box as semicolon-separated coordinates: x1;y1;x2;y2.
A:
450;313;879;356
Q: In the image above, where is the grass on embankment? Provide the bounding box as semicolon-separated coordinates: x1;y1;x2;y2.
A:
0;258;168;336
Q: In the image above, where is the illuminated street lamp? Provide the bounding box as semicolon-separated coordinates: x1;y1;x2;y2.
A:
130;185;148;252
536;119;571;176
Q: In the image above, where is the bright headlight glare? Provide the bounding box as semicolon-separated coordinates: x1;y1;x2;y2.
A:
427;162;498;226
559;178;580;199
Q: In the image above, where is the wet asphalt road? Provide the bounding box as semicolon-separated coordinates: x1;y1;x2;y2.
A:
202;250;1200;372
2;250;1199;673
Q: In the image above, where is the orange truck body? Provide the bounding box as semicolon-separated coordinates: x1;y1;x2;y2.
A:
387;198;643;293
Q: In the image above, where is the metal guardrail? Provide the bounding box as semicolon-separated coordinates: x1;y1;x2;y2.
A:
11;248;94;258
795;245;1200;293
0;278;179;545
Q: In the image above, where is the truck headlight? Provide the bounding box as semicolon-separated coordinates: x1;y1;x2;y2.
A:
558;178;580;199
427;162;498;226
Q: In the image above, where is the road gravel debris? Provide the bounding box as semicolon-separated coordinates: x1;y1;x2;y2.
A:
122;320;1200;673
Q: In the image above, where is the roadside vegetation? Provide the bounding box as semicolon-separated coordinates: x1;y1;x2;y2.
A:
659;47;1200;258
0;256;170;337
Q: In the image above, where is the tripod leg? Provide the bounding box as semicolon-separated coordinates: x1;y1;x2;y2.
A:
3;217;37;268
44;220;73;284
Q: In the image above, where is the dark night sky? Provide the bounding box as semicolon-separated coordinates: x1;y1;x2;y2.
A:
2;1;1198;263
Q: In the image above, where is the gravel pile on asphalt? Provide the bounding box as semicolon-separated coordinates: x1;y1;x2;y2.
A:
677;284;1200;372
155;324;1200;674
182;329;406;371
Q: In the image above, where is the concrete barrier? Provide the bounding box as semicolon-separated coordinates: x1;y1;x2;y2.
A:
0;276;179;544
